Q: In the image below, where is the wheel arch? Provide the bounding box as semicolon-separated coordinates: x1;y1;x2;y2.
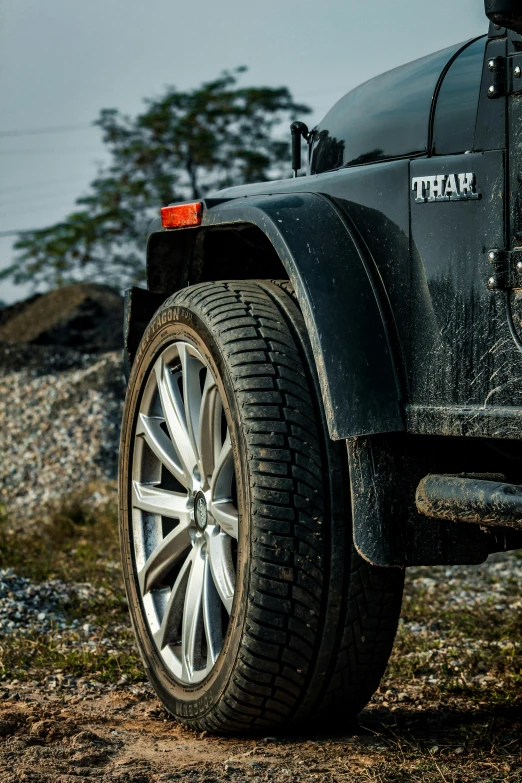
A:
140;192;405;440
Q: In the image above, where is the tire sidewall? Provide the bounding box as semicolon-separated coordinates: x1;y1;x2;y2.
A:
119;300;251;722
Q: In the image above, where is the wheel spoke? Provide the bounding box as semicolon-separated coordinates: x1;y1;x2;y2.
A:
198;370;221;489
210;432;235;500
136;413;187;488
132;481;191;520
154;355;198;488
207;530;235;613
138;520;192;595
178;344;205;477
154;549;193;650
203;553;223;665
209;433;238;538
181;541;206;680
210;502;238;539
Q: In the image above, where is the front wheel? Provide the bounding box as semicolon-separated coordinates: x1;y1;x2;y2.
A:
119;280;404;733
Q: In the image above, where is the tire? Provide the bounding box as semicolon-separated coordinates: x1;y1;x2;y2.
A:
119;280;404;733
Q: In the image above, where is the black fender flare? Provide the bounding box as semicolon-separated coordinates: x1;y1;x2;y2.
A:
146;191;405;440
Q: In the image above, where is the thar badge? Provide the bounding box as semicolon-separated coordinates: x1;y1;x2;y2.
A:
411;173;481;203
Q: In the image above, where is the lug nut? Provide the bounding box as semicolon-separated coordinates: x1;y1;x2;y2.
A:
488;276;497;290
488;59;496;71
516;66;522;79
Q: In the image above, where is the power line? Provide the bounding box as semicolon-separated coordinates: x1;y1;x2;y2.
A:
0;185;88;207
0;176;91;195
0;148;103;155
1;200;80;216
0;229;38;237
0;123;95;138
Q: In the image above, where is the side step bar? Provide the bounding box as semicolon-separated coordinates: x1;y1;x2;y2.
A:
416;475;522;530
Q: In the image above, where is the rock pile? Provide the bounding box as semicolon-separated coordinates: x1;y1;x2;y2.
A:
0;283;123;353
0;347;124;516
0;284;126;518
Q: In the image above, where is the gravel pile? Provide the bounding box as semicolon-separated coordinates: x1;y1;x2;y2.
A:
0;568;111;636
0;344;125;517
0;283;123;353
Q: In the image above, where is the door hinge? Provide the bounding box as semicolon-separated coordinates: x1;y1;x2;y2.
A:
487;248;522;289
487;56;507;98
487;54;522;98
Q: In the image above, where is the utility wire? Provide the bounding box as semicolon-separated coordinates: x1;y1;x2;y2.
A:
0;185;87;207
0;123;94;138
0;148;103;154
0;229;38;237
0;176;91;194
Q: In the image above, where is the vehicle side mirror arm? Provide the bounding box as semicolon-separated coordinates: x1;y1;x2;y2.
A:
290;121;310;178
485;0;522;35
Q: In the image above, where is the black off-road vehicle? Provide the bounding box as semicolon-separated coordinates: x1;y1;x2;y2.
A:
119;1;522;734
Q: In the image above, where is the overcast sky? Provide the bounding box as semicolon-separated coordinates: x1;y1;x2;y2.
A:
0;0;487;304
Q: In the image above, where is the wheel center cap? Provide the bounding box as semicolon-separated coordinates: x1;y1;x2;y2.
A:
194;492;208;531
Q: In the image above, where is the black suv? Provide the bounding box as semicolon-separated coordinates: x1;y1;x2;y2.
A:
119;0;522;734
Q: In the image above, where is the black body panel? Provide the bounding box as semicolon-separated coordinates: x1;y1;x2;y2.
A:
409;150;516;408
432;37;487;155
310;41;466;174
147;192;404;440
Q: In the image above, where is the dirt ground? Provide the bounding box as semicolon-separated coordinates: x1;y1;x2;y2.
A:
0;679;520;782
0;498;521;782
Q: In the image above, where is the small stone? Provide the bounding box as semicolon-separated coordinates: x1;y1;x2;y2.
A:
259;736;278;745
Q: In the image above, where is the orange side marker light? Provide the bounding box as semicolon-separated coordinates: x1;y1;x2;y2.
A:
160;201;202;229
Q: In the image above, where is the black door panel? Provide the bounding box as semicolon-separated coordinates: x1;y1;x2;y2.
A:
410;152;522;408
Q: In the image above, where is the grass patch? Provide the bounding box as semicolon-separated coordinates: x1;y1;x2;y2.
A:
0;487;121;590
381;562;522;711
402;587;522;643
0;631;144;684
388;629;522;707
0;488;146;684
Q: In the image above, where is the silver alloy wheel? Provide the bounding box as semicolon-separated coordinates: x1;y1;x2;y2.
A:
131;341;238;684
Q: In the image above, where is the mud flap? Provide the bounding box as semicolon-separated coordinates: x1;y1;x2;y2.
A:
123;287;168;381
346;435;505;567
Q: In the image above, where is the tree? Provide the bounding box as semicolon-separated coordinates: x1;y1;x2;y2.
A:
4;68;310;291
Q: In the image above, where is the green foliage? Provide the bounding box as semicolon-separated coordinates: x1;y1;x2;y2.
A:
5;68;310;290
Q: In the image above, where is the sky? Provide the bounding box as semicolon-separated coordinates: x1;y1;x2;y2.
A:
0;0;487;304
